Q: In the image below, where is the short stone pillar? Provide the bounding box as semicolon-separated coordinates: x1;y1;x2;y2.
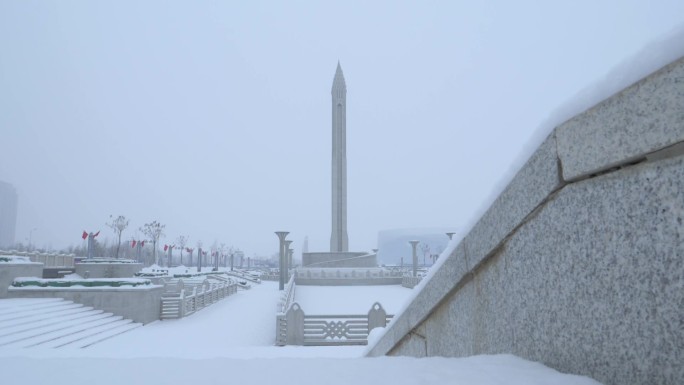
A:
368;302;387;333
285;303;305;345
409;240;419;277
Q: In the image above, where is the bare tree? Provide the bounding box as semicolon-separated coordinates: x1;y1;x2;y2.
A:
176;235;188;265
140;221;165;266
106;215;129;259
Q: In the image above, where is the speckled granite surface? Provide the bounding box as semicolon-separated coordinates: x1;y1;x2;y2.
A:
367;55;684;385
556;56;684;181
387;155;684;385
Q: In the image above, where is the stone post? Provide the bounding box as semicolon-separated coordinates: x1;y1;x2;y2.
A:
86;232;94;259
197;247;202;272
136;242;142;264
409;240;419;278
275;231;289;290
284;240;293;282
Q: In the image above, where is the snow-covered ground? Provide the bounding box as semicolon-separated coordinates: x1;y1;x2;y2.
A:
294;284;410;314
0;281;602;384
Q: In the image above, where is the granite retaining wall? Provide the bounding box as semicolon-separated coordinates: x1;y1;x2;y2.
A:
75;262;143;278
8;285;164;324
0;262;44;298
366;56;684;385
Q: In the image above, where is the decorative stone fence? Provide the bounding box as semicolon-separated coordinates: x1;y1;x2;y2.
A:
276;302;393;346
295;268;403;286
160;277;237;320
225;270;262;284
275;275;392;346
277;274;296;314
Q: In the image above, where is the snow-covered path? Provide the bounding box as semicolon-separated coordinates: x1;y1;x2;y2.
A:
89;281;368;358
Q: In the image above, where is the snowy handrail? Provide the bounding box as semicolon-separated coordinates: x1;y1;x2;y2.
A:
277;274;296;314
161;279;237;320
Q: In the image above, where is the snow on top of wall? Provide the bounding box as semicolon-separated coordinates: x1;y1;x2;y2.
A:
463;23;684;242
0;255;42;264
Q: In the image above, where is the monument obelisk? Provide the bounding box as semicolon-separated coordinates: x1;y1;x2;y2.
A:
331;62;348;252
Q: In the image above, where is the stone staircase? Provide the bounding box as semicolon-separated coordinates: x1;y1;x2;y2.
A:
0;298;142;348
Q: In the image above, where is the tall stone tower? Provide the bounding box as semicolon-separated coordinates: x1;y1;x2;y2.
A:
330;62;348;252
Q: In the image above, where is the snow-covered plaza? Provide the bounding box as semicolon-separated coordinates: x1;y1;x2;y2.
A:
0;282;601;385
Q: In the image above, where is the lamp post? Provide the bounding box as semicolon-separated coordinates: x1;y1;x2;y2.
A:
275;231;289;290
409;240;419;278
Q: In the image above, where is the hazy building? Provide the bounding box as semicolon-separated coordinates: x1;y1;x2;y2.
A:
0;181;18;248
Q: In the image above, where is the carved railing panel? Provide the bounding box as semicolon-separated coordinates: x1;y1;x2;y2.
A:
276;302;392;346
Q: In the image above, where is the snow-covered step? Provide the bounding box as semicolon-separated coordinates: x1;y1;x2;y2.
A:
0;311;121;347
8;314;124;348
40;319;136;348
0;303;95;329
70;321;142;348
0;306;102;337
0;298;65;311
0;301;82;322
0;298;144;349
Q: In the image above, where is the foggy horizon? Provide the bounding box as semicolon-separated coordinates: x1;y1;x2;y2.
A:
2;1;684;257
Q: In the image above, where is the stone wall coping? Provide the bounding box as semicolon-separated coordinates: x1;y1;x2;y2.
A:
366;54;684;357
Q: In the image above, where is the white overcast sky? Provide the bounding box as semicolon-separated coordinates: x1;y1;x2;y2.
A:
1;1;683;257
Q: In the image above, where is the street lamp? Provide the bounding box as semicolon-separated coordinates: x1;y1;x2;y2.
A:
275;231;289;290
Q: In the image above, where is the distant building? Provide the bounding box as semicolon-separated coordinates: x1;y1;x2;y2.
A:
0;181;18;248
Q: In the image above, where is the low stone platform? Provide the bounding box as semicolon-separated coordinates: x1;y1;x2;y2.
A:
302;252;376;268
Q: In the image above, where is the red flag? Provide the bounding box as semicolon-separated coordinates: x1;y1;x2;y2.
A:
141;241;145;247
163;245;168;251
131;240;137;248
82;231;88;240
93;231;100;238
